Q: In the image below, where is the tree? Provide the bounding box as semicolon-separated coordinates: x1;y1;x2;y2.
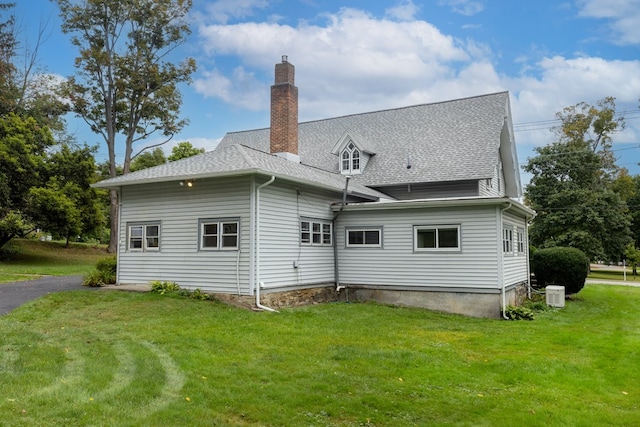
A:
168;141;204;161
524;97;632;262
55;0;197;252
624;243;640;276
130;147;166;171
0;113;54;247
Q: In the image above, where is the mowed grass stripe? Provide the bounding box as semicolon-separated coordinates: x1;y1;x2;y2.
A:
0;286;639;426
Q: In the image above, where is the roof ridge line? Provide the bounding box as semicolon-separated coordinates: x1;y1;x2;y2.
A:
224;91;509;136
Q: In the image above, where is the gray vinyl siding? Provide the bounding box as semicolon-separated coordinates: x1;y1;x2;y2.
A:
372;180;479;200
480;163;505;197
258;180;340;290
336;205;501;290
117;176;252;293
502;210;529;286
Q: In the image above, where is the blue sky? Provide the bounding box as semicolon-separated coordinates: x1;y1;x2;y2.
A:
14;0;640;184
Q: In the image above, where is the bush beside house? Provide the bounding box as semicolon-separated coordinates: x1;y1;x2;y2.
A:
532;247;589;294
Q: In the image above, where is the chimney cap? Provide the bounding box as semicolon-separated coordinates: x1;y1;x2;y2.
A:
281;55;288;63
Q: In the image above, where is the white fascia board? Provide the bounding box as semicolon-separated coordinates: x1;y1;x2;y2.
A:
332;196;536;218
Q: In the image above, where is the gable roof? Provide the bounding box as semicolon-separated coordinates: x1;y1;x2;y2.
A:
93;144;387;201
218;92;517;190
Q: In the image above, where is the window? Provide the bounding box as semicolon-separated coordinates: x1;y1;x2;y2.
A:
516;228;525;254
300;219;332;246
128;222;160;251
414;225;460;251
200;219;239;250
340;141;361;174
346;228;382;247
503;226;513;254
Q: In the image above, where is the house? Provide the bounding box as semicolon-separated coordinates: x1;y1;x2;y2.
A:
94;56;535;318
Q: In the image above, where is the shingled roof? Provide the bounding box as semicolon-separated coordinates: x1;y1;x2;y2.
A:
93;144;387;201
218;92;515;188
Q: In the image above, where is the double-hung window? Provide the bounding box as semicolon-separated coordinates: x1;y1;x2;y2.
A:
341;142;361;174
346;228;382;247
503;226;514;254
200;219;239;250
414;225;460;251
300;219;332;246
516;228;525;254
128;222;160;251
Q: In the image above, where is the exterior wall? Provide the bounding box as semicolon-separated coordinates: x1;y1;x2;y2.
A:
117;176;252;293
479;163;505;197
257;180;341;291
373;180;479;200
501;209;530;286
335;205;501;291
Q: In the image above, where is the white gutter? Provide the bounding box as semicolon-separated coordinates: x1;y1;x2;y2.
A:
500;202;512;320
255;176;278;312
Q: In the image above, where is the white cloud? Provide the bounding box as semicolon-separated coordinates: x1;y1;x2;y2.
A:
577;0;640;44
194;5;640;162
385;0;421;21
437;0;485;16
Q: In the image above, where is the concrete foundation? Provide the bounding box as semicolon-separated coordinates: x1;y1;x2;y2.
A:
213;283;530;319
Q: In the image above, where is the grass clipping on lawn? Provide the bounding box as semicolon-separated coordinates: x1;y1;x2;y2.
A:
1;285;639;426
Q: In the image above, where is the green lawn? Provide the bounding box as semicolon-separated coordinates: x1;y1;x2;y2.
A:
1;284;638;426
0;239;108;283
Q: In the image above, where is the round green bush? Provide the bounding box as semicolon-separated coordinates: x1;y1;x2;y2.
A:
532;246;589;294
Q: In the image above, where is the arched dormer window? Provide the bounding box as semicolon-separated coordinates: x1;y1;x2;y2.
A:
341;142;361;174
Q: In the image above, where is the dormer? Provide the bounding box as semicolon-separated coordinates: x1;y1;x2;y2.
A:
331;130;376;175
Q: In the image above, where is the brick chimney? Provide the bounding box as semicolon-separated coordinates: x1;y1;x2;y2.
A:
270;55;299;162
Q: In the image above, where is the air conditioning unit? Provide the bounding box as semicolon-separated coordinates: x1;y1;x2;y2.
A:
546;285;565;308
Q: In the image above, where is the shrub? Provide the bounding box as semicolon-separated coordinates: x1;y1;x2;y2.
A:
0;244;21;261
150;281;213;300
505;305;535;320
532;246;589;295
83;255;117;287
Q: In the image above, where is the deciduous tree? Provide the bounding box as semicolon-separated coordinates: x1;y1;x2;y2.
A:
168;141;204;161
524;98;632;262
55;0;196;252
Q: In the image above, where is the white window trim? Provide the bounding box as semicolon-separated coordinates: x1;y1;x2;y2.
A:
127;222;161;252
413;225;461;252
516;227;526;255
503;226;514;255
300;219;332;246
340;142;361;175
346;227;383;248
199;218;240;251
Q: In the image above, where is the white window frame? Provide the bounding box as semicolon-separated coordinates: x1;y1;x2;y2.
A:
414;225;461;252
199;219;239;251
340;141;361;174
503;226;514;255
300;219;332;246
346;227;382;248
516;227;525;255
127;222;160;252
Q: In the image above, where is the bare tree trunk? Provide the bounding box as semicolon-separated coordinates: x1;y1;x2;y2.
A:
108;189;118;253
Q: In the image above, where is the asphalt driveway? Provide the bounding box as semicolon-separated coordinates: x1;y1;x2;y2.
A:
0;275;94;316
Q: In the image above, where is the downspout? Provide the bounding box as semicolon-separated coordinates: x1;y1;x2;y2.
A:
255;176;278;312
500;202;512;320
116;187;123;284
333;176;351;294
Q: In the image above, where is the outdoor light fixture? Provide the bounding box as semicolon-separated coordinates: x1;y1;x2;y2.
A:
180;180;195;188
